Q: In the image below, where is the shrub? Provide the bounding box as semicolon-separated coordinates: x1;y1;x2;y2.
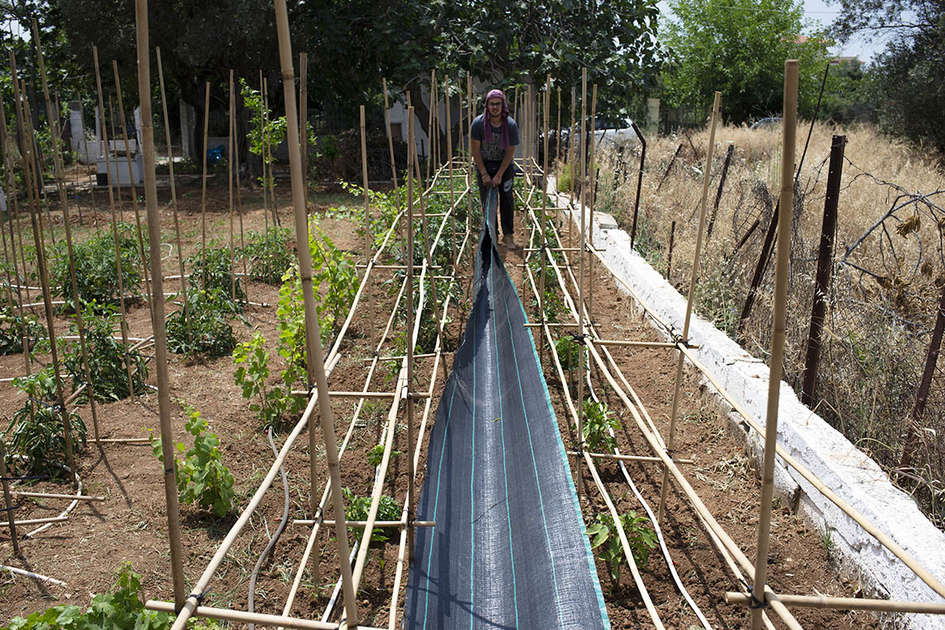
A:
51;223;142;309
153;405;234;517
0;307;44;355
240;227;293;284
3;367;87;479
167;288;239;358
65;308;148;401
3;563;172;630
582;399;621;452
555;335;582;370
343;487;401;544
233;332;291;427
587;511;658;587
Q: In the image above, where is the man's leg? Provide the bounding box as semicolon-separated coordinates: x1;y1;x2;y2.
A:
499;174;515;240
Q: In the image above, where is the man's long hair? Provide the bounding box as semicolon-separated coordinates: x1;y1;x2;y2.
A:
482;89;510;150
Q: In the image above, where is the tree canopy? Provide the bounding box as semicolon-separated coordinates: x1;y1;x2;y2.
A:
660;0;831;124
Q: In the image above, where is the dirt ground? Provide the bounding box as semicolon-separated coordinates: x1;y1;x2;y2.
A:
0;172;877;628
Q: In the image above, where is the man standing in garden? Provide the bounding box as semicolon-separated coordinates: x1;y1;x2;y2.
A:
470;89;519;247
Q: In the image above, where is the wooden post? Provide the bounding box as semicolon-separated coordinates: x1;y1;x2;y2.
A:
360;104;370;256
0;439;19;554
751;60;798;630
228;70;236;303
587;84;598;321
655;143;683;194
135;0;187;609
382;78;398;189
273;2;360;626
426;69;435;181
199;81;210;290
628;121;647;249
14;80;74;479
576;69;587;476
259;71;269;233
666;220;676;279
233;78;246;274
111;61;153;308
658;91;722;521
406;107;417;559
539;77;550;364
444;76;455;265
466;73;473;234
31;19;100;440
801;135;845;407
556;86;561;163
299;53;308;193
155;48;188;308
568;85;576;247
92;47;135;395
707;142;735;240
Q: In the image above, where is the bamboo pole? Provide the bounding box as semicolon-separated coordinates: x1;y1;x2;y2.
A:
576;69;587;469
273;2;359;626
12;490;105;501
556;86;561;163
426;70;435;181
0;440;18;553
360;104;370;255
259;71;269;233
445;76;455;265
382;78;398;189
234;90;246;277
587;84;597;322
751;61;798;630
92;47;135;396
6;55;29;310
299;53;308;193
12;68;75;479
199;81;210;290
727;591;945;615
135;0;187;608
228;71;236;303
657;91;721;521
111;60;153;308
31;18;101;440
568;85;576;247
466;73;473;236
539;76;550;365
406;107;417;559
155;47;187;314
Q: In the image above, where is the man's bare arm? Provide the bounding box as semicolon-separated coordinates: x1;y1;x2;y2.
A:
470;139;491;185
493;144;516;185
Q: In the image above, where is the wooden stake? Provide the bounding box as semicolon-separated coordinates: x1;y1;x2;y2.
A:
406;106;417;559
587;84;598;323
199;81;210;290
259;71;269;233
360;104;370;255
556;86;561;163
92;47;135;395
155;48;188;312
111;60;153;308
751;61;798;630
228;71;236;303
658;91;721;522
32;18;100;440
299;53;308;194
444;76;455;265
426;69;435;181
0;440;18;553
273;3;359;626
576;68;587;473
539;76;550;366
382;78;398;189
134;0;187;608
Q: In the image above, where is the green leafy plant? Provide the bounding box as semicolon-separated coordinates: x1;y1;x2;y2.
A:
3;368;87;479
153;405;234;517
582;399;621;452
51;222;142;310
167;288;239;359
240;227;293;284
367;443;400;468
343;487;401;544
0;307;44;355
233;332;291;427
188;245;245;307
65;307;148;401
2;563;172;630
587;511;658;587
555;335;581;370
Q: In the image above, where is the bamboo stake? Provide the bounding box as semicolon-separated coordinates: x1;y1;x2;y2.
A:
751;61;798;630
199;81;210;290
727;591;945;615
539;76;550;365
0;440;18;553
228;71;236;303
6;55;29;308
135;0;186;608
32;18;100;440
111;60;153;308
576;69;587;473
568;85;576;247
92;46;135;396
466;73;473;236
444;76;455;266
556;86;561;163
108;96;122;221
657;91;721;521
360;104;370;255
263;77;279;227
426;70;435;181
382;78;398;189
259;71;269;233
587;84;597;323
273;3;359;626
234;84;246;278
155;48;187;315
299;53;308;194
406;107;417;559
14;80;75;478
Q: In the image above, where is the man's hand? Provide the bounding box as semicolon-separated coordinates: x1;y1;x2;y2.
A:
491;171;503;187
481;173;492;187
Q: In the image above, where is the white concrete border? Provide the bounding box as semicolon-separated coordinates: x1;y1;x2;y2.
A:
548;184;945;629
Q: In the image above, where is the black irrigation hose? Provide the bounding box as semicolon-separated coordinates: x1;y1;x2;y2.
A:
247;426;290;630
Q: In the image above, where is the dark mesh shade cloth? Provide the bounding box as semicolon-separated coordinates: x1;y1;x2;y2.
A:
403;189;610;629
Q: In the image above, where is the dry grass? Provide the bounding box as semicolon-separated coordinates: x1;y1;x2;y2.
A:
592;121;945;527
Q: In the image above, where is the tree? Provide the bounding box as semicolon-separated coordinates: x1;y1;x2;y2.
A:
660;0;831;124
829;0;945;155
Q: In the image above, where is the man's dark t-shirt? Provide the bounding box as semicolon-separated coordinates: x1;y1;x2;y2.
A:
471;114;520;163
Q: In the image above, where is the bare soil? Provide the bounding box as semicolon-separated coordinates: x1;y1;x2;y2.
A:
0;175;876;629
